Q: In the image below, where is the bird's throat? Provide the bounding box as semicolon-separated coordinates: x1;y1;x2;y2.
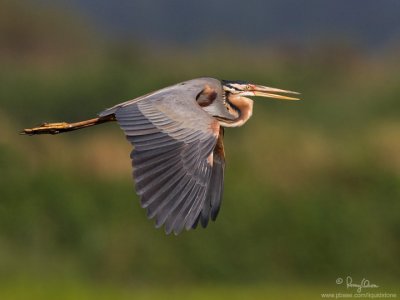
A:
218;95;253;127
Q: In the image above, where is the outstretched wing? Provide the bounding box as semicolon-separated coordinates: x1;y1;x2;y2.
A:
100;83;225;234
192;128;225;229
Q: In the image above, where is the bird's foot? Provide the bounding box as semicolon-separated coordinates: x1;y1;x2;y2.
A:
20;122;70;135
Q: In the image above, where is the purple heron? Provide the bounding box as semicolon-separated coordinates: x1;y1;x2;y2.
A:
22;78;299;234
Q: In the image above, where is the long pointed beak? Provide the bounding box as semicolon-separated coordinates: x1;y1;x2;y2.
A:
249;84;300;101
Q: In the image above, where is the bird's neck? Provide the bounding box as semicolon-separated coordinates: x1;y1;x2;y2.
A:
219;95;253;128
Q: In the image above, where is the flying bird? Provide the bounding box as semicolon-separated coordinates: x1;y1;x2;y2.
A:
22;77;299;235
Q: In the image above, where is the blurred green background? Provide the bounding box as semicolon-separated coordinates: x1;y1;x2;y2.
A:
0;1;399;299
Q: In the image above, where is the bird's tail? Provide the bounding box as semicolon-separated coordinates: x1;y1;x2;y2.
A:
20;114;116;135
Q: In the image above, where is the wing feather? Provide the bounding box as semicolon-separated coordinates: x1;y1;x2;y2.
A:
100;81;226;234
198;128;225;227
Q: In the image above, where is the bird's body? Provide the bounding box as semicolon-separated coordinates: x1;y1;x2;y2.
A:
22;77;299;234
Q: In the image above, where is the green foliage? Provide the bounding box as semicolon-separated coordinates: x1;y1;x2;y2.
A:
0;0;399;295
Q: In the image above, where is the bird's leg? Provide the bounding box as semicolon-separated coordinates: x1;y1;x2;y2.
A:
20;114;116;135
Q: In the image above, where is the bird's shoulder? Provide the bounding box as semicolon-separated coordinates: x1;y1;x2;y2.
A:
99;77;221;117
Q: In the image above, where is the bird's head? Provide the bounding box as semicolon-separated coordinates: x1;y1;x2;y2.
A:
212;80;300;127
222;80;300;101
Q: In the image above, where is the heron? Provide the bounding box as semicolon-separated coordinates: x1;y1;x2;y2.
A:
22;77;299;235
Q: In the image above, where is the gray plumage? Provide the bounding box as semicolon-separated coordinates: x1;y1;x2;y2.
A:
100;78;227;234
23;77;298;235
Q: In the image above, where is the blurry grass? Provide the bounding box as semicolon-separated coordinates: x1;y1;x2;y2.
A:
0;278;398;300
1;0;400;289
0;280;362;300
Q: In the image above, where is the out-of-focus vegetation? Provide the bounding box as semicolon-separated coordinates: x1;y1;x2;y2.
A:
0;0;399;298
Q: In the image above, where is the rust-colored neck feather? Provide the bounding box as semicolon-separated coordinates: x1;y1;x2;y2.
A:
220;95;254;127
